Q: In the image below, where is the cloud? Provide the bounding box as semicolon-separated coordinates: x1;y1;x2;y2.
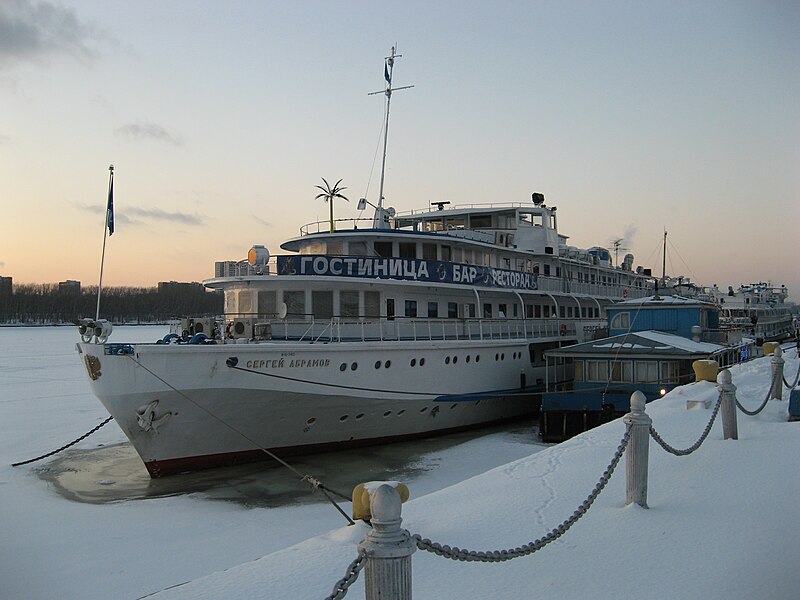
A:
0;0;101;67
77;204;204;227
125;207;204;226
116;121;185;146
622;224;637;248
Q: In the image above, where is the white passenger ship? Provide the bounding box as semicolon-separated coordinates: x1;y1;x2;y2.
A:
77;48;656;476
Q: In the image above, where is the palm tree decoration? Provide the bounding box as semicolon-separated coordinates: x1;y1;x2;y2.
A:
315;178;349;233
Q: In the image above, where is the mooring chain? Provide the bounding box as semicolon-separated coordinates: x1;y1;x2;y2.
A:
324;551;367;600
649;393;722;456
409;426;631;563
12;416;115;467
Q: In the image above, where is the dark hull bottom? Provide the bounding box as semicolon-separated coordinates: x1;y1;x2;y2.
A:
145;411;538;478
539;409;624;443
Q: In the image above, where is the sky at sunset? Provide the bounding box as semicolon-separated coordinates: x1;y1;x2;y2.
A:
1;1;798;299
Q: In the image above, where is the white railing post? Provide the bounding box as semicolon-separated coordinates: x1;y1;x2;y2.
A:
771;347;784;400
624;390;651;508
717;369;738;440
358;484;415;600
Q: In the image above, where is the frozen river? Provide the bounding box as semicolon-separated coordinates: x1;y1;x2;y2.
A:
1;325;548;599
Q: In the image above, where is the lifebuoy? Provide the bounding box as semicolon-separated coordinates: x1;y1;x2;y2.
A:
623;288;629;298
559;323;567;336
225;321;234;339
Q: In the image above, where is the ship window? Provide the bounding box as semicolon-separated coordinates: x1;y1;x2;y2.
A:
471;214;491;228
349;241;368;256
526;305;534;319
463;249;473;264
399;242;416;259
340;291;359;318
559;306;566;318
448;302;458;318
312;291;333;319
452;247;463;262
586;360;609;382
327;240;344;255
374;241;392;257
386;298;395;320
238;290;253;315
428;302;438;318
301;241;325;255
225;290;238;315
661;361;679;383
422;243;437;260
284;291;305;318
636;361;658;384
405;300;417;317
543;264;551;276
258;290;277;318
364;291;380;318
534;305;541;318
483;303;492;318
612;361;633;382
610;312;630;330
543;305;550;318
574;360;584;381
498;304;507;318
441;245;451;261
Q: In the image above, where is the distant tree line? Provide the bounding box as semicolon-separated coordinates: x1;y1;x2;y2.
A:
0;283;223;324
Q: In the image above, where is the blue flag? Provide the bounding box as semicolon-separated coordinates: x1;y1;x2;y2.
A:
106;171;115;235
384;61;391;84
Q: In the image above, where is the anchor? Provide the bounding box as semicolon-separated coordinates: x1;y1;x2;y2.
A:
136;400;172;433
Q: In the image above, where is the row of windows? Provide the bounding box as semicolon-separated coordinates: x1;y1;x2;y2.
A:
327;401;483;423
338;352;522;370
574;359;680;384
229;288;603;321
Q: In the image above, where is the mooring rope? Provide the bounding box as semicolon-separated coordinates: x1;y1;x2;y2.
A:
12;416;115;467
125;354;355;525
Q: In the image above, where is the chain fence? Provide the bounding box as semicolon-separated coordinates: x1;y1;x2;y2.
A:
324;551;367;600
649;393;722;456
411;425;631;563
324;350;799;597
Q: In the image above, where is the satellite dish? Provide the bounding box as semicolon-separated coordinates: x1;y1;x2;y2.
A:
357;198;367;211
387;207;396;217
278;302;288;319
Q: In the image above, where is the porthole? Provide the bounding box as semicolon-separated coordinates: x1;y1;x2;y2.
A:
475;355;480;363
339;415;349;422
375;361;381;369
397;409;405;416
339;363;347;372
420;406;428;413
501;353;505;360
410;358;417;367
466;355;471;363
383;410;392;417
453;356;458;364
420;358;426;366
385;360;391;368
495;353;499;361
355;413;364;420
450;403;458;410
306;417;317;425
351;362;358;371
445;356;450;364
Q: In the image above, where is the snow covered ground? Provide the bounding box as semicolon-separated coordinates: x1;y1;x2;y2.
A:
0;326;545;600
2;327;798;599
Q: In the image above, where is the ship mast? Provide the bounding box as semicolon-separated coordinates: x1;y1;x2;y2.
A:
368;46;414;228
661;229;667;285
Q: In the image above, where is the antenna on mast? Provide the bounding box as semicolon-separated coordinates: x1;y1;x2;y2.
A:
367;45;414;228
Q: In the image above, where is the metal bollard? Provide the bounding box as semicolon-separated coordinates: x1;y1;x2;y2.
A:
358;484;416;600
718;369;738;440
624;391;651;508
770;347;784;400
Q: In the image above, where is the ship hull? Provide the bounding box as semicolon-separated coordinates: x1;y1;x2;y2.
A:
78;338;558;476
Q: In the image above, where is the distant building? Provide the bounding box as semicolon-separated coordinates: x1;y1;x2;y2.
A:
58;280;81;295
0;276;11;296
215;261;257;277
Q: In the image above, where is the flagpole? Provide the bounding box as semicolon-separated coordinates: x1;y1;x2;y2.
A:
96;164;114;321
